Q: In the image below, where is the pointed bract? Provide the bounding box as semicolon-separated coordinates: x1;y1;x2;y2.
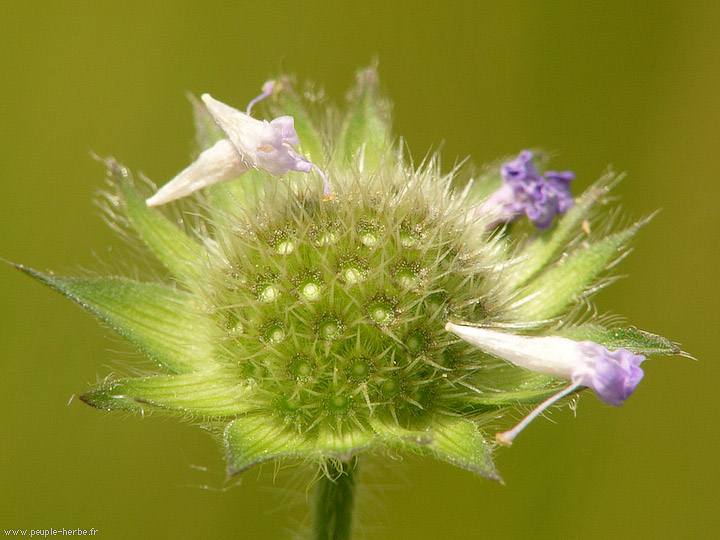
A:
18;268;214;374
111;161;207;283
423;417;500;481
224;415;313;475
504;173;618;291
81;372;255;417
506;218;647;320
557;325;681;357
463;381;565;407
370;416;500;481
313;427;373;461
337;66;392;171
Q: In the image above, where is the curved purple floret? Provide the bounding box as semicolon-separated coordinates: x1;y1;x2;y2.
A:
544;170;576;214
269;116;302;146
483;150;576;229
500;150;543;183
577;342;645;406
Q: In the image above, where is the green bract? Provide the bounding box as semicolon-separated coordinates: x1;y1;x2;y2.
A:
21;67;679;483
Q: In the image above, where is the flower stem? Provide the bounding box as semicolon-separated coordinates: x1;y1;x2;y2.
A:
312;457;358;540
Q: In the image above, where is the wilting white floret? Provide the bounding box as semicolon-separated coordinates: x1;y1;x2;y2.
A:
146;89;329;207
201;94;314;177
146;139;248;207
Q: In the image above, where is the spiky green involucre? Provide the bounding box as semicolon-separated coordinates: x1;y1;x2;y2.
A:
21;67;679;483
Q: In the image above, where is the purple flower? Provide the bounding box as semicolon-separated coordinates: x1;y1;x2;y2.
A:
543;170;575;213
575;342;645;407
480;150;575;229
146;84;331;207
444;322;646;444
201;94;314;177
500;150;543;183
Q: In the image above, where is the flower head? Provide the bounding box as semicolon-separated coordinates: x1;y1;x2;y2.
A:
481;150;575;229
21;67;680;484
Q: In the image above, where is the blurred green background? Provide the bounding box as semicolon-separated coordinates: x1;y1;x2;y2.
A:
2;2;718;539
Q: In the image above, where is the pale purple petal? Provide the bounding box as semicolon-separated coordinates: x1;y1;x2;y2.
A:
202;94;314;177
576;343;645;406
146;90;331;206
284;146;313;173
480;150;575;229
501;150;542;183
511;179;557;229
544;170;576;214
269;116;301;146
477;183;518;226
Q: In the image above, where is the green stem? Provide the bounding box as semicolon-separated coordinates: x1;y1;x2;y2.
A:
312;457;358;540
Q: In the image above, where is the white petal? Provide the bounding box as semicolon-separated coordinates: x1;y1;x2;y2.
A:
146;139;248;207
201;94;278;162
444;322;586;380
